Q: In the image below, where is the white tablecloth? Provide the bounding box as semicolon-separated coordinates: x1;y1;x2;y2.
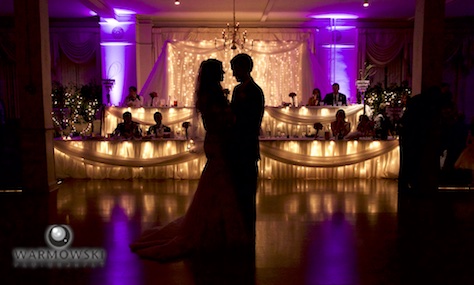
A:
54;137;399;180
102;105;369;138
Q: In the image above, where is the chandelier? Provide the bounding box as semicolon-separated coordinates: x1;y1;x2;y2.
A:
216;0;248;50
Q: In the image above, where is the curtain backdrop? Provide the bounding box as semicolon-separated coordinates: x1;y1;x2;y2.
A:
49;28;101;87
358;28;413;87
140;28;321;107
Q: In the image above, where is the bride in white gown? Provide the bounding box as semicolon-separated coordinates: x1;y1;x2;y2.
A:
130;59;250;261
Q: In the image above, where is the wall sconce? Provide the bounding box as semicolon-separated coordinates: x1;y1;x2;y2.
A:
175;0;180;5
363;0;369;7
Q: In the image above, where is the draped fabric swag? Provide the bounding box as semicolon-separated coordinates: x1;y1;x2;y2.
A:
102;105;367;138
54;139;399;180
49;28;101;86
358;28;413;86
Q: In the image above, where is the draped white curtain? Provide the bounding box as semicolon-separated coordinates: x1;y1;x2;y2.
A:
140;27;321;107
358;28;413;86
49;28;101;86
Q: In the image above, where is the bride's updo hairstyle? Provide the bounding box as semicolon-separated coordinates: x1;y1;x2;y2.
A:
195;59;225;113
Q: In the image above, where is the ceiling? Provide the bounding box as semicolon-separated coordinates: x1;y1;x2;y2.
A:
2;0;474;26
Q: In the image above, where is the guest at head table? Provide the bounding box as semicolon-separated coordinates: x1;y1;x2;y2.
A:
147;111;171;137
373;103;391;140
331;109;351;140
123;86;143;107
307;88;322;106
323;83;347;106
148;91;160;107
346;114;374;140
113;111;142;139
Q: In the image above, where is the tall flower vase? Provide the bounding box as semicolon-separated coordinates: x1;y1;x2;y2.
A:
288;92;297;107
356;80;370;115
182;122;191;140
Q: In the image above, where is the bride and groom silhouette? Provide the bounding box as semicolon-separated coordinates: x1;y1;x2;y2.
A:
130;54;265;261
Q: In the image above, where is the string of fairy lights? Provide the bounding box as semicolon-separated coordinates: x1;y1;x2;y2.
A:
166;40;304;107
51;84;101;137
365;87;411;114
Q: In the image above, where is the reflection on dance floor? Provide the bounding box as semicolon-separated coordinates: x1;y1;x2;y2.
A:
56;179;398;271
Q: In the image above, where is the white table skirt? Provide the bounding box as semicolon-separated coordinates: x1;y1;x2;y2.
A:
54;138;399;180
102;105;369;138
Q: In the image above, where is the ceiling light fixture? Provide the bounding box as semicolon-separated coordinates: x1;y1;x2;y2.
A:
363;0;369;7
174;0;180;5
216;0;247;50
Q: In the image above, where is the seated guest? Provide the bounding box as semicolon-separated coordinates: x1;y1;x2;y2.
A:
323;83;347;106
307;88;322;106
123;86;143;107
148;91;160;107
331;109;351;140
113;111;142;139
147;111;171;137
346;114;374;139
373;103;391;140
357;114;374;137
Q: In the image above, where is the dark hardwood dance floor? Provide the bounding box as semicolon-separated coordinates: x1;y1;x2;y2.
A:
1;178;474;285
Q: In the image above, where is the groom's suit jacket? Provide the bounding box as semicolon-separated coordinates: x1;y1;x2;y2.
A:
323;92;347;106
231;78;265;162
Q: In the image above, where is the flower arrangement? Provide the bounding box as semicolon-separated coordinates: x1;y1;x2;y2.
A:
182;121;191;139
288;92;297;106
313;122;323;137
314;122;323;131
364;82;411;115
359;62;376;80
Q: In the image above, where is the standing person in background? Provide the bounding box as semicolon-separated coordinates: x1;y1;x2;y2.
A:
123;86;143;107
230;53;265;247
307;88;322;106
323;83;347;106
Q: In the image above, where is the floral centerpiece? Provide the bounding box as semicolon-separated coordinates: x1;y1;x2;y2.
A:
182;121;191;139
313;122;323;136
288;92;297;107
365;82;411;115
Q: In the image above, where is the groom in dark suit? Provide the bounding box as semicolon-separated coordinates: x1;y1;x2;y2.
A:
230;53;265;244
323;82;348;106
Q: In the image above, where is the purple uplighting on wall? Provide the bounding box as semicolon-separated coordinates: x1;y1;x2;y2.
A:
316;19;357;101
100;18;137;105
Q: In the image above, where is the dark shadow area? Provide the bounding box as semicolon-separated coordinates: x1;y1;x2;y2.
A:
397;191;474;285
0;119;22;189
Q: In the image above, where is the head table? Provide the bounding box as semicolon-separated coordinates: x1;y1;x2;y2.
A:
54;136;399;180
102;105;370;138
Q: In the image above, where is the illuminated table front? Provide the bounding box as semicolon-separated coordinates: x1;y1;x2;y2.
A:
102;107;203;138
103;105;368;138
262;105;368;137
54;138;399;180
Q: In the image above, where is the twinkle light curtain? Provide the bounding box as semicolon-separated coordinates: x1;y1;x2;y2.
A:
141;27;321;107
